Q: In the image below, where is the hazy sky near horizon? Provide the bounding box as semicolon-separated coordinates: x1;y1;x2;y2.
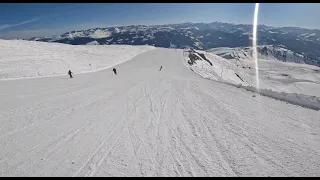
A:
0;3;319;39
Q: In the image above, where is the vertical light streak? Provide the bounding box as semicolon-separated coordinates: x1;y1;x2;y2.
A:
253;3;260;92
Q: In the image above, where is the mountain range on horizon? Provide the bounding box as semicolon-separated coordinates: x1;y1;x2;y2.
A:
27;21;320;66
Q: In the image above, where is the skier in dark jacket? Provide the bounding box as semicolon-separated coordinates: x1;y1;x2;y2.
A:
113;68;117;75
68;70;73;78
159;66;162;71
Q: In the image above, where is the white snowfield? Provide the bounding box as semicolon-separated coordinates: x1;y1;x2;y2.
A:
0;44;320;176
0;39;154;80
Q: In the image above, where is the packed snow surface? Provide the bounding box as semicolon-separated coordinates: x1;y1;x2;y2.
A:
0;40;154;79
0;43;320;176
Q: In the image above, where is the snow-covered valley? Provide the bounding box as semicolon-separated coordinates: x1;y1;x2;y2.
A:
0;40;319;176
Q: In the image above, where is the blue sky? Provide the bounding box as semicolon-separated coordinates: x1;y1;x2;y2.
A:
0;3;319;39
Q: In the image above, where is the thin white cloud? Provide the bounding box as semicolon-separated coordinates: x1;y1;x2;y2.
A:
0;28;64;39
0;23;110;39
0;18;39;31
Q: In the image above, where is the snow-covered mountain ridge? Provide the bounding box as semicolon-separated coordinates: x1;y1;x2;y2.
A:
28;22;320;66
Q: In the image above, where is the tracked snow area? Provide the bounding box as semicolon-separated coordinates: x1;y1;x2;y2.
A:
0;40;154;80
0;46;320;176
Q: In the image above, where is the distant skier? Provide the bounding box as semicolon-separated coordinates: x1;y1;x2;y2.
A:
68;70;73;78
113;68;117;75
159;66;162;71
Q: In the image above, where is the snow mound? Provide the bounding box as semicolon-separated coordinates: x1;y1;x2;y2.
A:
234;84;320;111
184;48;251;85
0;40;155;80
189;48;320;97
183;48;320;110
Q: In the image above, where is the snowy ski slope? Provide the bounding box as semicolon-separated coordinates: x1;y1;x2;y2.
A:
0;40;154;80
0;41;320;176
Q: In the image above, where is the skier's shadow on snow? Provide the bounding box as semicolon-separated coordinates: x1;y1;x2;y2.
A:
59;77;73;80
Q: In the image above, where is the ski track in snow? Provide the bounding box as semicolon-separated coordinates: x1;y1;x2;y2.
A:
0;48;320;177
